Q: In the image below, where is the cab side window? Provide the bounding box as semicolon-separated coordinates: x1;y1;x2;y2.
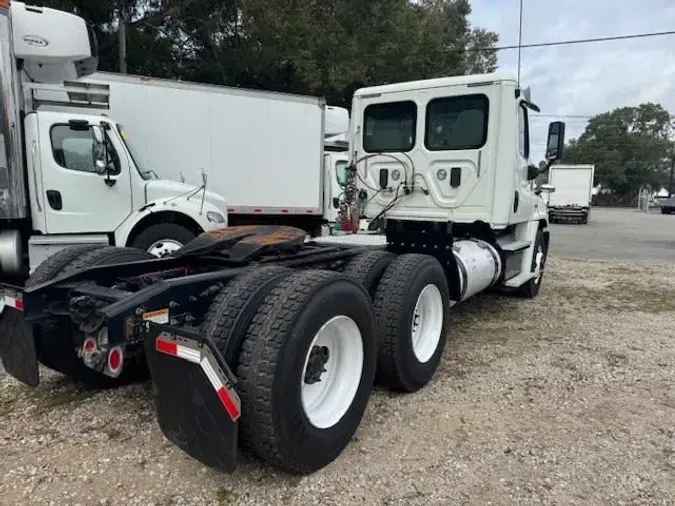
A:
50;125;121;175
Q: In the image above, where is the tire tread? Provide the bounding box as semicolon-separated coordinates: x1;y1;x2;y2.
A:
236;269;344;474
342;249;395;295
372;253;448;392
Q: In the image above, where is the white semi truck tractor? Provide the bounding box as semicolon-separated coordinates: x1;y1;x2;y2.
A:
0;1;229;280
0;74;564;475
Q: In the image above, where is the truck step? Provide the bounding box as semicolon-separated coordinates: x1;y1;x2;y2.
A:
310;233;388;247
503;271;536;288
499;240;531;253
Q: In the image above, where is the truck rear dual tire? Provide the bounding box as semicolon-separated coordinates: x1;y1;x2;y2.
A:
205;270;377;474
201;266;293;368
372;254;450;393
27;245;154;388
342;249;396;296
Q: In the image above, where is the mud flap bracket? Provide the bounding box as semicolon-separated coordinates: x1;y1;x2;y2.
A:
143;323;240;472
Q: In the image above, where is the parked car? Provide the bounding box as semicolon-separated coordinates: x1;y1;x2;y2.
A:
659;196;675;214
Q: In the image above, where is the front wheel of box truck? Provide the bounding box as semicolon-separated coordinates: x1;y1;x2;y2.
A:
235;270;377;474
130;223;196;257
27;246;154;388
372;254;450;393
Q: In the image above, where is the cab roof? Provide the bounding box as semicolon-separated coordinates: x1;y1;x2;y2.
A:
353;72;517;98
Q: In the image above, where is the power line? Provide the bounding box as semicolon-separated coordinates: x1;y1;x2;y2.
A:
466;29;675;53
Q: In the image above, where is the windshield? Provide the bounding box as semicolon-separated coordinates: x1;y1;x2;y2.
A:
116;123;158;180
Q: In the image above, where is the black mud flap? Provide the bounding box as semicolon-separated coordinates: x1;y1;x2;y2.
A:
0;286;39;387
143;323;241;473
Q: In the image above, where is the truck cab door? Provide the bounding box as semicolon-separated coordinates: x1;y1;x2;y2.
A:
37;114;133;234
511;101;535;222
323;153;349;223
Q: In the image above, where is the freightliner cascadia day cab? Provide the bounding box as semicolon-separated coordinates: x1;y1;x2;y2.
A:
0;70;565;474
79;71;352;235
0;1;230;280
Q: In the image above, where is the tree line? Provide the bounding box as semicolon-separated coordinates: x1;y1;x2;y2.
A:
560;103;675;200
39;0;499;108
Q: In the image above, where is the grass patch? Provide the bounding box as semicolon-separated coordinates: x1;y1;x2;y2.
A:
554;281;675;314
32;386;97;414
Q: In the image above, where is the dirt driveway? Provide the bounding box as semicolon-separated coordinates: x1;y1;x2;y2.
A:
2;254;674;506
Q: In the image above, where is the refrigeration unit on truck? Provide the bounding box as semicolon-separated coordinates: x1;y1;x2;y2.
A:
0;72;566;476
546;163;595;224
80;71;351;234
0;1;230;280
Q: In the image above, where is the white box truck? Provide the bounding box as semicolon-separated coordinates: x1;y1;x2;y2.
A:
0;2;231;281
80;72;351;234
547;164;595;224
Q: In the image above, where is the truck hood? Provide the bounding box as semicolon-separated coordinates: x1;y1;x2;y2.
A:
144;180;228;212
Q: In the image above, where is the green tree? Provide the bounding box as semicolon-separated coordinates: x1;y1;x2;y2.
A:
35;0;499;106
562;103;674;197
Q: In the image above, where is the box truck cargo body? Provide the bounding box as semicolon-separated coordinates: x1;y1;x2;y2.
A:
82;72;339;232
547;164;595;224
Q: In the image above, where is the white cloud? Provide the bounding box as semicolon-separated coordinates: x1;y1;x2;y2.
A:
469;0;675;161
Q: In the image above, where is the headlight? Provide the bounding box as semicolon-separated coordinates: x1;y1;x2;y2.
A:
207;211;226;223
391;169;401;181
436;169;447;181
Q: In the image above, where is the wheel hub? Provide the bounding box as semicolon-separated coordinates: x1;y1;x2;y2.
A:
300;315;364;429
304;345;330;384
147;239;183;258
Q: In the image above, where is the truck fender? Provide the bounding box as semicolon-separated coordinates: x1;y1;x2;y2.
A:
114;198;228;248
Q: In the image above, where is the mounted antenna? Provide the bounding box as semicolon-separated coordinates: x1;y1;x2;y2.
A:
200;169;208;215
517;0;524;90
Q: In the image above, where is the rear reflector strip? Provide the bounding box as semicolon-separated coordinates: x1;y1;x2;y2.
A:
201;357;241;421
155;336;241;421
3;295;23;311
155;338;177;357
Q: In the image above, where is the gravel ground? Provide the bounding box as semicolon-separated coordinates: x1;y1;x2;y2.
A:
2;256;675;506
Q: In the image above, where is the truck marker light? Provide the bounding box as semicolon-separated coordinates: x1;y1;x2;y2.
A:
83;338;96;353
107;346;124;375
154;336;241;421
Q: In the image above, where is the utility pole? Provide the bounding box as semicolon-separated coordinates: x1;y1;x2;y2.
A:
118;0;128;74
669;142;675;197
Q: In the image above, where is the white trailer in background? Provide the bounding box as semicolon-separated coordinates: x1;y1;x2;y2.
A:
81;72;350;234
547;164;595;224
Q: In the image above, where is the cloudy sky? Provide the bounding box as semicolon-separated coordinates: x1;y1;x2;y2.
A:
468;0;675;161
